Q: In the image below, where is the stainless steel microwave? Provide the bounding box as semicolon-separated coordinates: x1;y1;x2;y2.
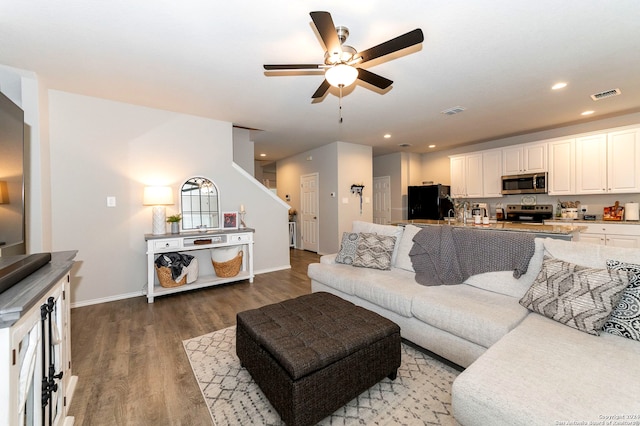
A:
501;173;547;194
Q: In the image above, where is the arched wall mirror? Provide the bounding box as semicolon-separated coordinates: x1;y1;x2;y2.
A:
180;177;220;231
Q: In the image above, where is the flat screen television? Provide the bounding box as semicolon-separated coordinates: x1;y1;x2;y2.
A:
0;91;25;255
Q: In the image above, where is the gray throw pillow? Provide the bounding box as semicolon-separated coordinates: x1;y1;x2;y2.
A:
519;256;630;335
335;232;361;265
602;259;640;341
352;233;396;271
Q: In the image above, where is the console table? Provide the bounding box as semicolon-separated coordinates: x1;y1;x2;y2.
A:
145;229;254;303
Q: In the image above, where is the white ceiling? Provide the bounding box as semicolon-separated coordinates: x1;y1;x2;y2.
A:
2;1;640;162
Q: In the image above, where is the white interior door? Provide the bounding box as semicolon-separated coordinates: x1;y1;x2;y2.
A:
300;173;319;252
373;176;391;224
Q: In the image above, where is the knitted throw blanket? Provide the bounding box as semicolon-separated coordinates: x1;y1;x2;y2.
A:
409;226;536;286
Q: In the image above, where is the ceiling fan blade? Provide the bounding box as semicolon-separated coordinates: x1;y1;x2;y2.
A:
356;28;424;64
264;64;324;70
310;11;342;56
357;68;393;90
312;79;331;99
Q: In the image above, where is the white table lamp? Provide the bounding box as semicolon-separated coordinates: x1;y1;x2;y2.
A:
143;186;174;235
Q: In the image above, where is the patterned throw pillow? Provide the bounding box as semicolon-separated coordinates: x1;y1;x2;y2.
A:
519;256;630;335
352;233;396;271
602;260;640;341
335;232;361;265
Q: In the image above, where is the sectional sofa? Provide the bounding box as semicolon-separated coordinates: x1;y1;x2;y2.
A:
307;221;640;425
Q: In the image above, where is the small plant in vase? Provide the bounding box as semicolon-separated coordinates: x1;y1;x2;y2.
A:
167;214;182;234
288;208;297;222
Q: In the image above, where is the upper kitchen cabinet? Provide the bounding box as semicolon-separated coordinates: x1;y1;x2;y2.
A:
608;128;640;193
450;153;483;198
450;149;502;198
575;127;640;194
502;142;547;175
548;138;575;195
482;149;503;197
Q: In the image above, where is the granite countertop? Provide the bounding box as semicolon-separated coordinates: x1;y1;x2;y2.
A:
394;219;587;235
544;218;640;225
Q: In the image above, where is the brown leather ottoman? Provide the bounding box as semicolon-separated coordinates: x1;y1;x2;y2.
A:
236;292;401;426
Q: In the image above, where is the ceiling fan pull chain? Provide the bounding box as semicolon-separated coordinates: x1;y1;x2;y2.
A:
339;85;344;123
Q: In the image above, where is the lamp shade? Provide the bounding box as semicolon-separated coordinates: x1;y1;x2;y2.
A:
143;186;173;205
325;64;358;88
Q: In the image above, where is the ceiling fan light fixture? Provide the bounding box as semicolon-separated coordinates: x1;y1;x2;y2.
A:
325;64;358;88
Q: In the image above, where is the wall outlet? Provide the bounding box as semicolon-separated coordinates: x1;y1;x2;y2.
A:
581;205;588;213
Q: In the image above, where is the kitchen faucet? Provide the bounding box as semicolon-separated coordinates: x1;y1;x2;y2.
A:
447;209;455;224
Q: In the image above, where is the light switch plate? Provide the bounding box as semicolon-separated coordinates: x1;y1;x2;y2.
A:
107;196;116;207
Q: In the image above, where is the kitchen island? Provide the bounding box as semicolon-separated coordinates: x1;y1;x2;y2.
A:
394;219;586;241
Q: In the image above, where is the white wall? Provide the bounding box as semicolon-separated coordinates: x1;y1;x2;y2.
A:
277;141;372;255
48;91;290;306
337;142;373;240
373;152;424;221
232;127;255;175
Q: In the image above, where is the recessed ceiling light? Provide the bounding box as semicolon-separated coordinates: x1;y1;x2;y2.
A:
552;82;567;90
384;134;391;139
260;153;267;157
428;144;436;148
581;110;595;116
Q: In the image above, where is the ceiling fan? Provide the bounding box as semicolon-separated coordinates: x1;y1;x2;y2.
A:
263;11;424;99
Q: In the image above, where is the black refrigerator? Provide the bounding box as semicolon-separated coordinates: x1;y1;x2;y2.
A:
408;185;453;220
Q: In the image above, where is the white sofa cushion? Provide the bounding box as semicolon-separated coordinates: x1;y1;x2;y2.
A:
411;285;529;348
393;224;422;272
352;220;403;266
350;267;422;318
464;238;545;298
452;313;640;426
543;237;640;268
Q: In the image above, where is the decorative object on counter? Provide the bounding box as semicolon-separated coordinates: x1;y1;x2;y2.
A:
166;214;182;234
445;194;470;223
604;201;624;221
143;186;174;235
223;211;239;229
559;200;580;219
350;184;365;214
239;204;247;228
625;202;639;221
288;208;297;222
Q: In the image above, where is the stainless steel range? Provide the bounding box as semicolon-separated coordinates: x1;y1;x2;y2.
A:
505;204;553;223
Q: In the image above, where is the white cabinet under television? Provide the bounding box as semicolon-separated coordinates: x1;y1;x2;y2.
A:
0;252;77;426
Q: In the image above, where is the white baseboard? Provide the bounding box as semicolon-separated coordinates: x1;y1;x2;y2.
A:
70;265;292;308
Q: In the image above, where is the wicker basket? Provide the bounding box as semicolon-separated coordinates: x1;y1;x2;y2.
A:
212;251;243;278
155;265;187;288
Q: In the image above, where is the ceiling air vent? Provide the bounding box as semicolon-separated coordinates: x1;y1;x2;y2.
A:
590;88;621;101
441;106;466;115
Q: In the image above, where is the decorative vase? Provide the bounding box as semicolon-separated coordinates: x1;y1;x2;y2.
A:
170;222;180;234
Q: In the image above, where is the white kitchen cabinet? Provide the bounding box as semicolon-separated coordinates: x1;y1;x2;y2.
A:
482;149;503;197
449;153;483;199
575;127;640;194
608;128;640;193
548;138;575;195
575;133;608;194
547;221;640;248
450;150;502;198
502;142;547;175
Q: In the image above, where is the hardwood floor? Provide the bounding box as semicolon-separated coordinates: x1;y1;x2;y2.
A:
67;248;320;426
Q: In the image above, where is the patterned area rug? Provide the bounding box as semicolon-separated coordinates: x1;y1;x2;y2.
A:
183;326;460;426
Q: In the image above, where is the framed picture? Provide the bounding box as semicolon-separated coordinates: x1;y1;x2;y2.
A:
223;211;238;229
